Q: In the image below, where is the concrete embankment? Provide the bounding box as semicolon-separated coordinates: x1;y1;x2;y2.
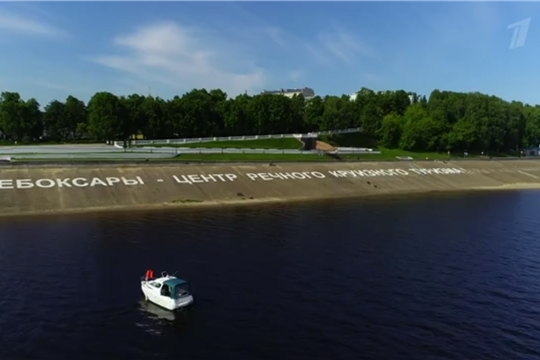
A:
2;160;540;217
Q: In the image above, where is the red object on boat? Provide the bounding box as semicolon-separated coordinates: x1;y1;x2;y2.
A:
145;269;154;280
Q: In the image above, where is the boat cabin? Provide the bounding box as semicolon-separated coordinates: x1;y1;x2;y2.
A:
149;278;191;299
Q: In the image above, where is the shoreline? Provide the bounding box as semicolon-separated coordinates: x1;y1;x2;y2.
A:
2;182;539;221
1;159;540;219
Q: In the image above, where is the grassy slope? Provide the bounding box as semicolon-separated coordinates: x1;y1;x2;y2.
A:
321;132;517;160
6;132;521;162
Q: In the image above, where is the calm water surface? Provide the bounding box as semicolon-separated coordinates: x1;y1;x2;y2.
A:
2;191;540;359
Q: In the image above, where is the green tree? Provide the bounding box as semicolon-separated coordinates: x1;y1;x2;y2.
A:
121;94;146;140
0;92;39;142
87;92;125;142
303;96;324;131
140;96;168;139
6;85;540;154
64;96;88;140
444;118;477;151
378;113;403;148
43;100;67;141
24;98;43;141
223;94;253;136
400;104;442;151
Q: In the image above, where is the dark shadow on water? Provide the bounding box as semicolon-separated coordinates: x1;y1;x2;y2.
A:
0;187;527;224
138;299;195;333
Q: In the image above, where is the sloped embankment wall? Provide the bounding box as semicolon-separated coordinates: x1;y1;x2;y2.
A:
1;160;540;216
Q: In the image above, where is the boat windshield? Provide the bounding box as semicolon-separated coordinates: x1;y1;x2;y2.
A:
174;283;190;298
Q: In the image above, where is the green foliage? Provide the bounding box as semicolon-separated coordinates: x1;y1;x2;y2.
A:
0;92;42;142
378;113;403;148
87;91;125;142
0;87;539;153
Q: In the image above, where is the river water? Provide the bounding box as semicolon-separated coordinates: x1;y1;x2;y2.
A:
1;191;540;359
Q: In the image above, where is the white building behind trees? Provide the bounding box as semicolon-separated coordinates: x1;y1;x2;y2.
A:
261;87;315;100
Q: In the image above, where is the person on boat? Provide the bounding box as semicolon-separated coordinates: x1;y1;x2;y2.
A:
161;285;171;297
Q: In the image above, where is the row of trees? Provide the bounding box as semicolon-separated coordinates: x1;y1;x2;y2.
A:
0;88;538;152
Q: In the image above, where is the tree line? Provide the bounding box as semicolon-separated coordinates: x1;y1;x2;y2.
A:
0;87;538;153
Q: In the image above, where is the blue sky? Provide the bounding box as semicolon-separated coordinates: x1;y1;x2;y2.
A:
0;1;539;106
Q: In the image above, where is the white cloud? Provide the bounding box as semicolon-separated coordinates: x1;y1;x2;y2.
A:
0;8;67;39
265;26;288;48
258;23;372;67
422;3;503;49
470;2;502;34
307;28;373;65
89;21;267;97
228;3;371;65
288;69;304;82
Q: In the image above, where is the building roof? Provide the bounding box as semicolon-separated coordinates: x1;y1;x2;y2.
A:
261;87;314;94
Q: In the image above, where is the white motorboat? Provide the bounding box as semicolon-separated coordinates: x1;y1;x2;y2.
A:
140;269;194;311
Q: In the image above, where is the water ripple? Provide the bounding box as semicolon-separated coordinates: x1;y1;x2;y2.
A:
1;193;540;359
